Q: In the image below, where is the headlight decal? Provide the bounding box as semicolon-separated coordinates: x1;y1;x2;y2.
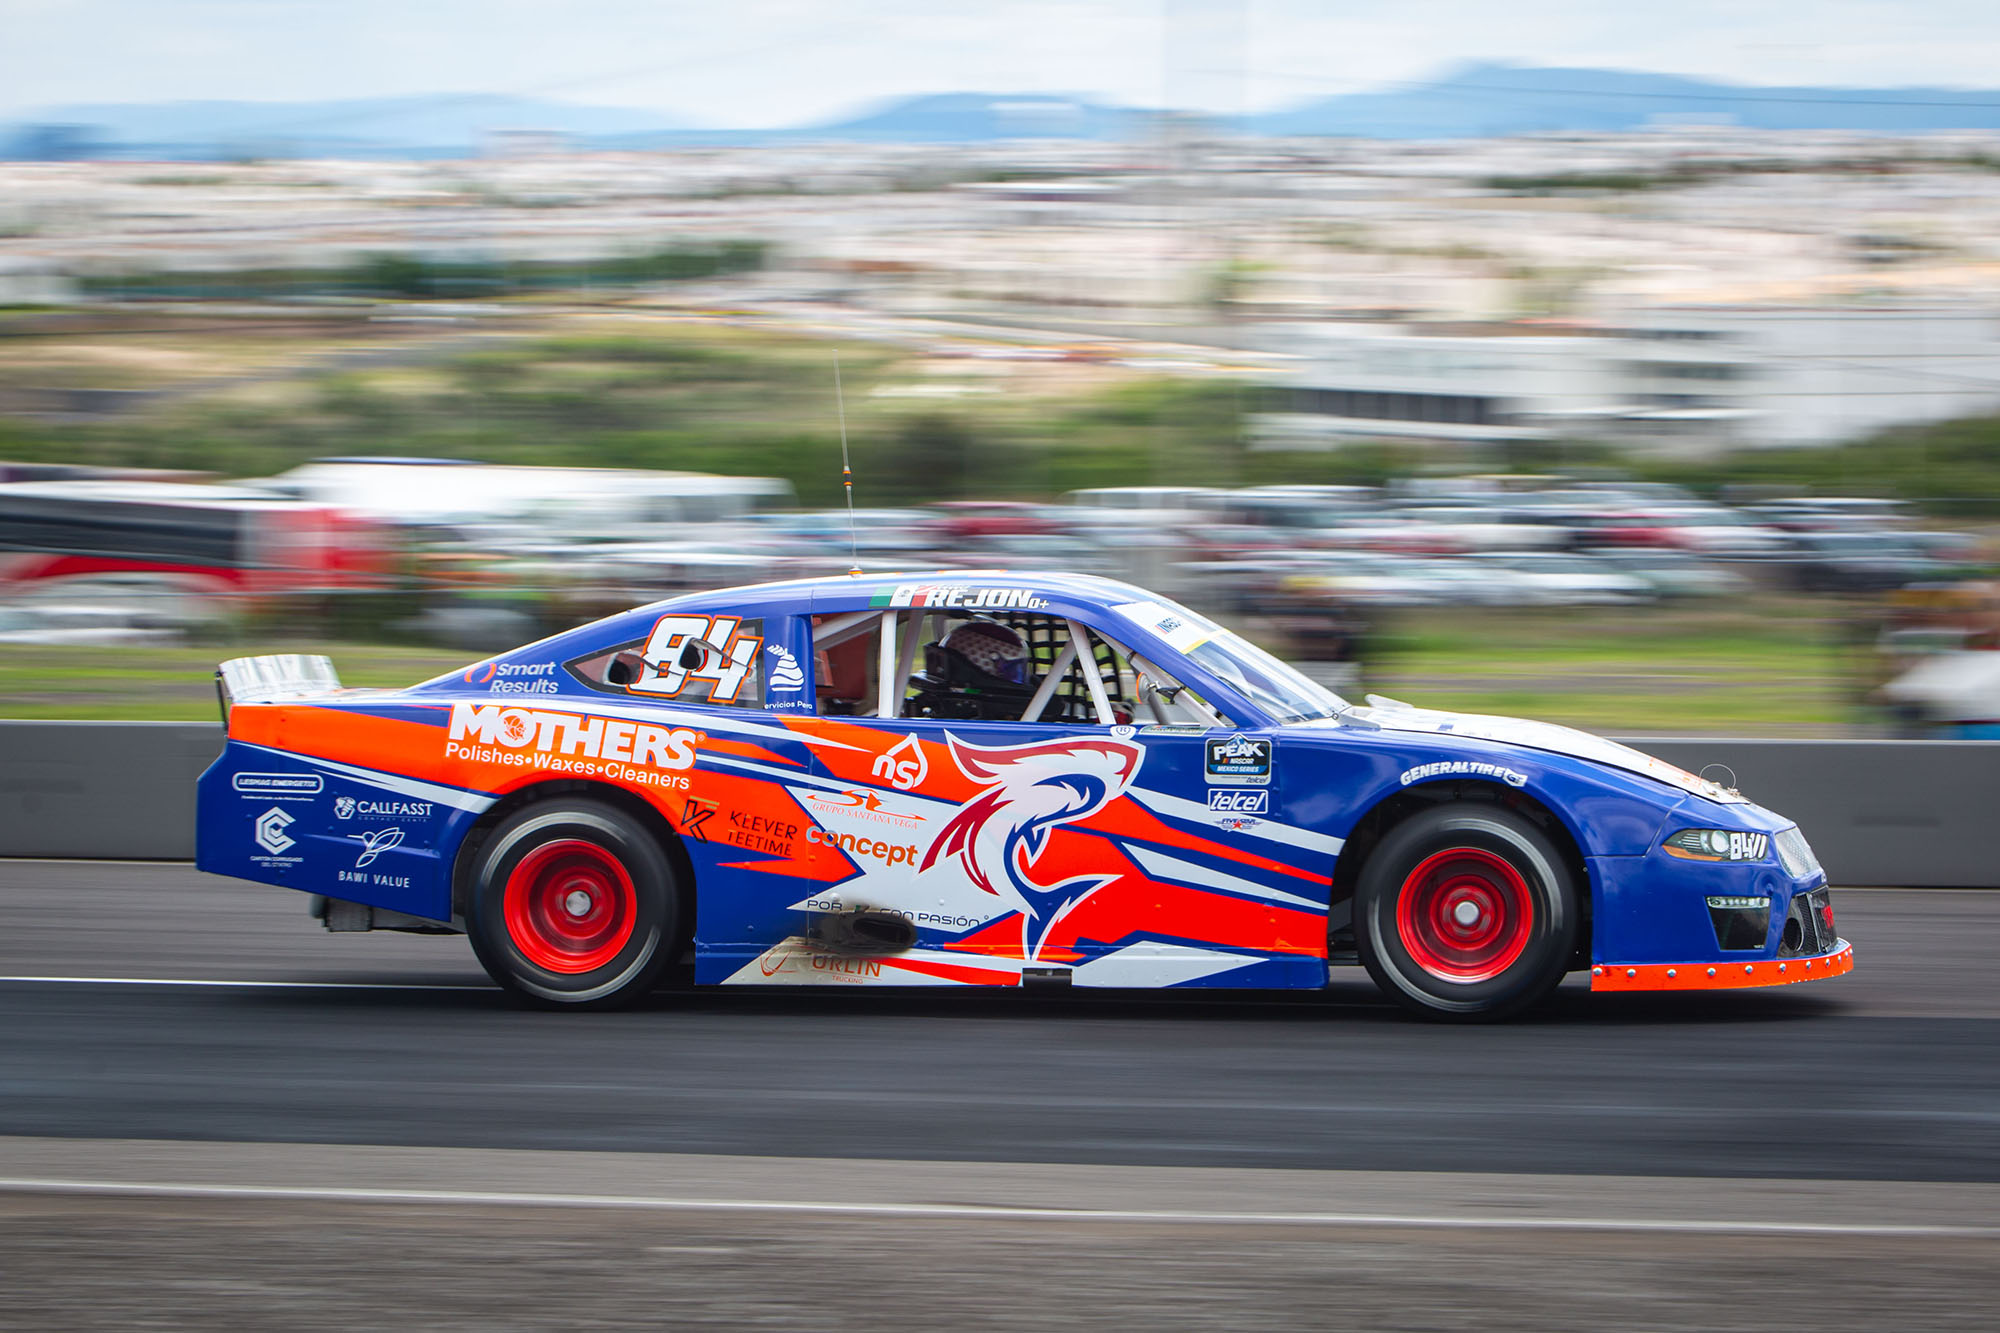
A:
1663;828;1770;862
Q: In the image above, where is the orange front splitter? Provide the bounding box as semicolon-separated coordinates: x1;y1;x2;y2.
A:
1591;940;1853;992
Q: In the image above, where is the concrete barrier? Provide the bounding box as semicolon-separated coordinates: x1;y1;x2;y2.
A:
0;723;1994;885
0;722;220;860
1629;738;2000;889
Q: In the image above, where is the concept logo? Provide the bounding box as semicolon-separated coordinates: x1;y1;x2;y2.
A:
463;662;498;685
253;807;296;855
870;733;928;791
920;734;1143;958
334;796;357;820
351;827;404;868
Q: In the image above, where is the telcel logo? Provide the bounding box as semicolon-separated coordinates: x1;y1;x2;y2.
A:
1208;789;1268;814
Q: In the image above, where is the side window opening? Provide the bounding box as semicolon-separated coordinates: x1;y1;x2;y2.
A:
567;613;766;708
810;610;883;717
809;607;1228;728
906;611;1114;724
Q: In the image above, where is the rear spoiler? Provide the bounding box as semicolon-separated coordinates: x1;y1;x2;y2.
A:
215;654;342;726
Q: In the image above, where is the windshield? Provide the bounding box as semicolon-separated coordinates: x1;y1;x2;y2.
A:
1111;596;1346;724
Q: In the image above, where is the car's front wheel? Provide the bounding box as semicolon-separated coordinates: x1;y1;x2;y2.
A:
466;798;682;1008
1355;802;1578;1021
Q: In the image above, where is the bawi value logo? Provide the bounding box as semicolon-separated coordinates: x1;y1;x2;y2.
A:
351;827;404;868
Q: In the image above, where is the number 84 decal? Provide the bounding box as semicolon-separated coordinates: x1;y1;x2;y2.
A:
632;615;762;703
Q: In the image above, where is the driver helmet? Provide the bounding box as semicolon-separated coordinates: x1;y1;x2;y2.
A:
932;619;1030;688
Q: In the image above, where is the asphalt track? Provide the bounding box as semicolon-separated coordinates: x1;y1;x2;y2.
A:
0;864;1995;1181
4;865;1999;1329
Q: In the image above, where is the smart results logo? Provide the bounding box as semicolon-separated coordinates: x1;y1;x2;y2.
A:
446;703;700;789
463;661;561;696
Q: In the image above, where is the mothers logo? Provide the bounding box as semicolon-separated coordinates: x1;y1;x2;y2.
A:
447;703;699;770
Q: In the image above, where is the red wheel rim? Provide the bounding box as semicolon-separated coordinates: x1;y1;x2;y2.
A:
1395;846;1533;984
502;839;637;975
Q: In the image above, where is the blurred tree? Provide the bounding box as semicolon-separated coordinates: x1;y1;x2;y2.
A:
867;414;978;502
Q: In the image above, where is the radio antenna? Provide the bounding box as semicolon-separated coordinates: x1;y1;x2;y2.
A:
835;350;860;576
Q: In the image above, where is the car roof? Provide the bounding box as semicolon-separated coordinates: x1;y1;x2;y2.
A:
646;569;1153;617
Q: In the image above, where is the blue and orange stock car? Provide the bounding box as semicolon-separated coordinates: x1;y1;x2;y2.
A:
196;571;1850;1018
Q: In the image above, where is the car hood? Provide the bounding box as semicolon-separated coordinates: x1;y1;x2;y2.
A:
1307;695;1745;804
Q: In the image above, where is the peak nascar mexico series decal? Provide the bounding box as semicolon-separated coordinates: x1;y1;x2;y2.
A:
1205;733;1272;786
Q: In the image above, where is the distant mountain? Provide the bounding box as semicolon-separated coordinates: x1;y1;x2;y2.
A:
1250;61;2000;138
1;94;697;159
12;66;2000;159
804;93;1139;142
0;90;1138;159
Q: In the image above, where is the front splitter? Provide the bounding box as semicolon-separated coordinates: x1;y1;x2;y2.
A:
1590;940;1853;992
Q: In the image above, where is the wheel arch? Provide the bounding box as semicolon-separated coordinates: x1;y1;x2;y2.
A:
1332;778;1592;966
451;778;694;929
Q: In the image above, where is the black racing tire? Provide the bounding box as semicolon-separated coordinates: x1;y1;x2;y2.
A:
1354;802;1578;1022
465;798;683;1009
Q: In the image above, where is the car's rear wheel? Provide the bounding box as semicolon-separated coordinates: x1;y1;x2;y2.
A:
466;798;682;1008
1355;802;1577;1021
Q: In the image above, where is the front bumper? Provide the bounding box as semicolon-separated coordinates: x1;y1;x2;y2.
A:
1590;939;1853;992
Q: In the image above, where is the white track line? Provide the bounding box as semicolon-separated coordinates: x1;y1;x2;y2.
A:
0;1178;1988;1237
0;976;490;991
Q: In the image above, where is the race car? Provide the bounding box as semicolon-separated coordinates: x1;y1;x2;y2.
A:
196;571;1851;1019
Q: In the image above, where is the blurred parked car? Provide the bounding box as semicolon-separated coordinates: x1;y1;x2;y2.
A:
1596;551;1751;600
0;601;184;645
1777;532;1947;593
1473;553;1655;606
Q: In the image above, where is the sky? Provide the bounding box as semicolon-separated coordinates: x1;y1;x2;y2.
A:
6;0;2000;127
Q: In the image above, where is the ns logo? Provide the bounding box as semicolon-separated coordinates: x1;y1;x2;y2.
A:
870;734;928;791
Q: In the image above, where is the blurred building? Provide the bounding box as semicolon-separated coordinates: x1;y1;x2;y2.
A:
1251;303;2000;455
